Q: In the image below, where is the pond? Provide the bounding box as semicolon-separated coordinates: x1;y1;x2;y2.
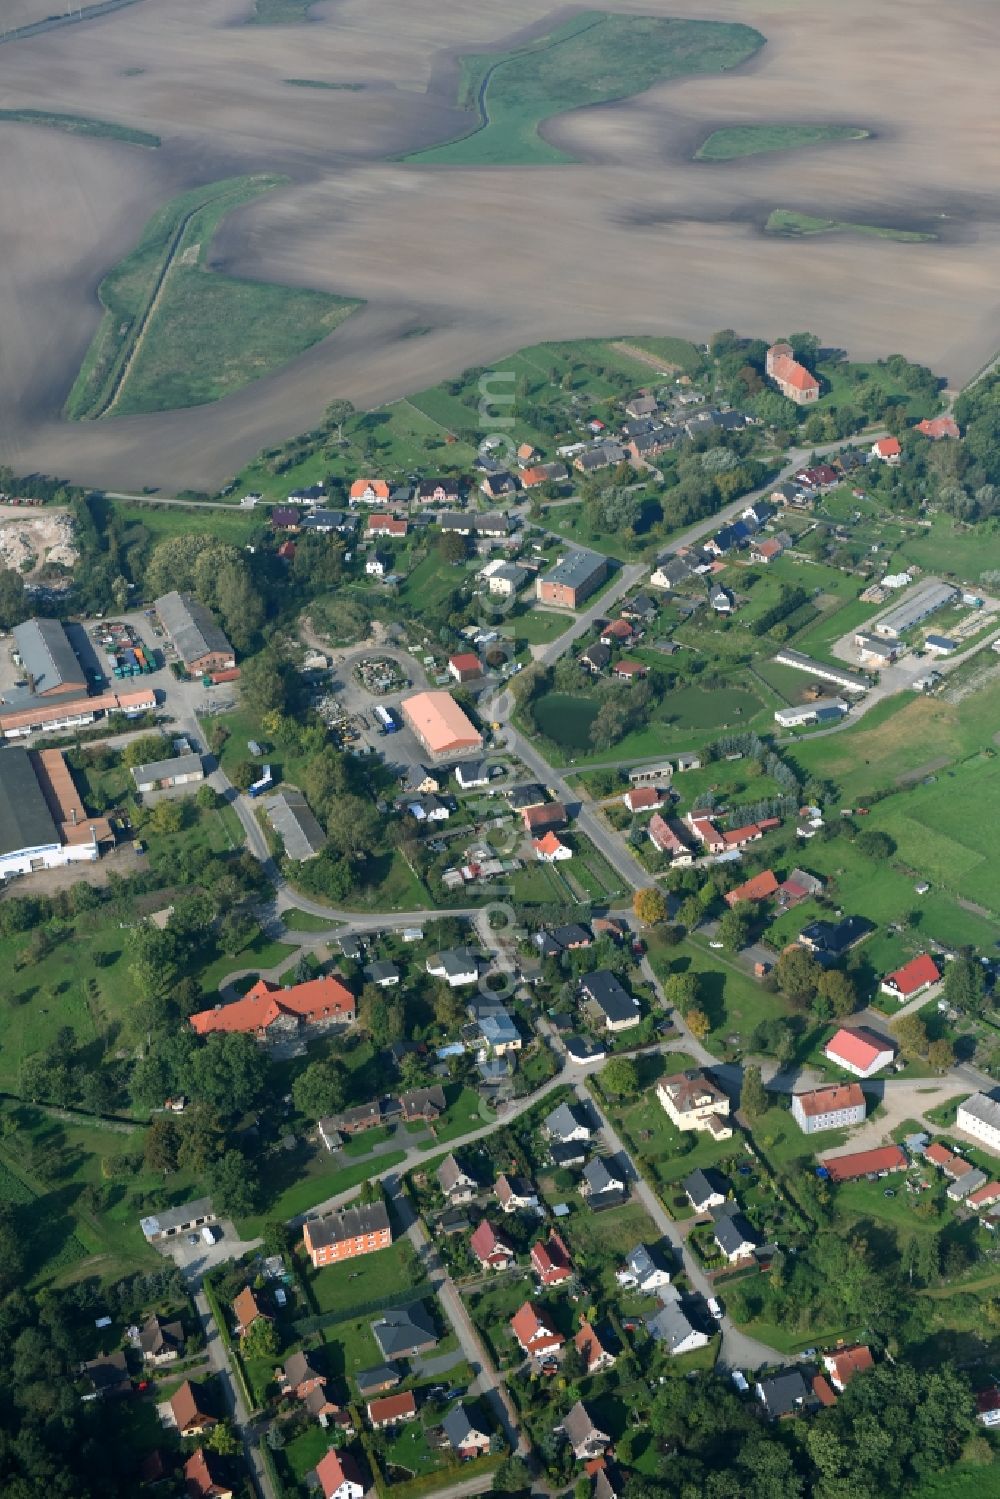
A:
533;692;600;749
660;685;760;730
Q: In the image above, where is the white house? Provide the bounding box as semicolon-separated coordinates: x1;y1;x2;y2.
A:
656;1072;732;1139
544;1103;591;1144
616;1244;671;1294
957;1093;1000;1153
823;1026;896;1080
791;1083;866;1135
316;1451;365;1499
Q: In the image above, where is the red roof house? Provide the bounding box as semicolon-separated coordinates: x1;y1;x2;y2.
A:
448;652;484;683
367;1391;417;1429
722;822;763;849
612;660;647;681
648;814;692;858
872;435;902;463
600;619;635;646
534;831;571;862
522;803;567;834
916;415;959;440
624;786;665;814
350;479;390;504
185;1447;234;1499
823;1025;896;1079
879;953;940;1001
823;1344;874;1392
510;1301;563;1356
531;1231;573;1286
316;1449;365;1499
724;870;779;907
190;975;355;1039
967;1181;1000;1211
470;1220;516;1270
366;514;408;538
685;815;726;854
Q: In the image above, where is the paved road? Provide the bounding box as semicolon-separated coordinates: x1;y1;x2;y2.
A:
191;1284;276;1499
573;1079;779;1374
391;1179;527;1459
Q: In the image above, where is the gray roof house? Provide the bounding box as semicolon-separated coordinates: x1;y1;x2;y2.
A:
265;790;327;861
441;1403;491;1456
544;1103;591;1143
711;1206;758;1262
683;1169;729;1214
756;1370;810;1419
579;970;640;1032
355;1364;402;1397
618;1243;671;1293
646;1300;709;1357
372;1303;439;1360
581;1157;626;1203
426;949;480;987
364;960;400;988
130;752;204;792
437;1153;478;1203
558;1401;611;1461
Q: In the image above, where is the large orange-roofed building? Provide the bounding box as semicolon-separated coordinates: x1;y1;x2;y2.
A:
400;691;483;758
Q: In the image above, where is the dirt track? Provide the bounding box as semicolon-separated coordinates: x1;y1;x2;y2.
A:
2;0;1000;491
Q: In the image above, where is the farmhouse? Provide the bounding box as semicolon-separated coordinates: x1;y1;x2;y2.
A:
131;751;204;793
155;591;235;677
190;974;355;1041
656;1071;732;1138
792;1083;866;1135
823;1026;896;1079
536;549;609;609
303;1201;392;1269
0;746;113;880
400;691;483;758
765;343;820;404
879;953;941;1001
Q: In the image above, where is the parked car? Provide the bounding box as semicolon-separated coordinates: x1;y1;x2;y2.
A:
707;1297;723;1321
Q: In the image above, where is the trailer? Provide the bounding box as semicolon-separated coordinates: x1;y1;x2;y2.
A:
373;705;398;734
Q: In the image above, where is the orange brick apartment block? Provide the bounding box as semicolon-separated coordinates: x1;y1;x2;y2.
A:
303;1200;393;1269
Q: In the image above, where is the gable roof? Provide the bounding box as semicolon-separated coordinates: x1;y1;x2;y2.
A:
725;869;779;905
510;1300;559;1347
824;1344;874;1388
171;1379;215;1430
545;1102;588;1139
794;1082;864;1117
184;1446;231;1499
316;1449;364;1498
233;1286;265;1330
155;591;233;667
561;1399;608;1450
883;953;940;996
441;1402;488;1449
283;1349;323;1389
821;1144;907;1182
190;974;354;1036
825;1025;895;1072
372;1302;438;1358
368;1391;417;1424
470;1220;512;1260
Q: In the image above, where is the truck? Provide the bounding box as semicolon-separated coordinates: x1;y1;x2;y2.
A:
248;765;273;798
201;1224;219;1246
373;705;398;734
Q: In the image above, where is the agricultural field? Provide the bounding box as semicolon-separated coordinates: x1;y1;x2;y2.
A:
405;14;764;166
66;174;360;420
696;124;870;161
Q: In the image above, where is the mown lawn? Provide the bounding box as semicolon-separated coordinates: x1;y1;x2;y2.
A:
305;1238;425;1318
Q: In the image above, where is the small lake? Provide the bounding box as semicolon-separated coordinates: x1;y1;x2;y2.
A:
533;692;600;748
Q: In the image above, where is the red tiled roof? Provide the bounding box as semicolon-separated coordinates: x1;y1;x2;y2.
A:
602;619;634;641
824;1026;895;1073
185;1446;231;1499
648;814;689;854
722;822;762;848
916;415;960;440
470;1220;511;1260
190;975;355;1036
520;466;549;487
233;1286;265;1330
924;1142;967;1175
316;1450;364;1498
822;1145;906;1183
725;870;779;906
754;538;783;558
614;659;646;677
812;1374;838;1408
626;787;663;811
883;953;940;996
968;1181;1000;1210
772;354;820;393
366;513;407;535
350;478;389;500
534;832;568;857
510;1301;561;1349
874;436;901;457
531;1232;572;1282
977;1388;1000;1416
368;1391;417;1424
522;802;566;831
794;1082;864;1118
825;1344;873;1388
449;652;483;675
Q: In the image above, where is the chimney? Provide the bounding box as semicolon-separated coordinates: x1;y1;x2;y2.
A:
70;807;78;826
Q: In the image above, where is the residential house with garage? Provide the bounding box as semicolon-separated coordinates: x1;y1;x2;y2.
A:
470;1220;516;1271
558;1401;611;1461
510;1301;564;1357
